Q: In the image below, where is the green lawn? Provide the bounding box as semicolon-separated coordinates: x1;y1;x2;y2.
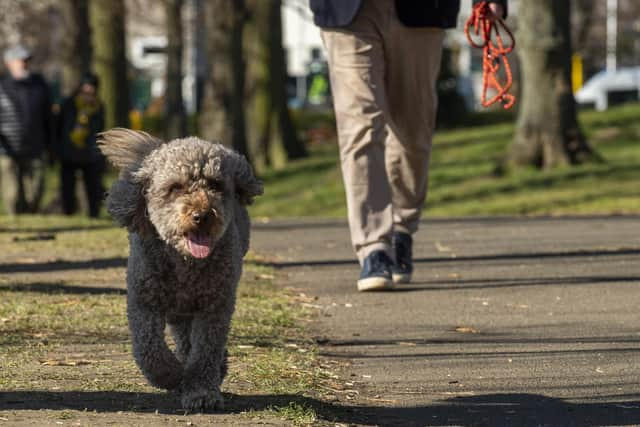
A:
251;103;640;218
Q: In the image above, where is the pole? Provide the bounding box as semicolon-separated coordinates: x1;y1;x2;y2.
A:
606;0;617;72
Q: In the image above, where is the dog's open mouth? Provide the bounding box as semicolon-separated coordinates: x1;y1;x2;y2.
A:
185;232;212;259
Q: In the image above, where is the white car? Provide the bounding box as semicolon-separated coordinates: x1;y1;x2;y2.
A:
575;67;640;111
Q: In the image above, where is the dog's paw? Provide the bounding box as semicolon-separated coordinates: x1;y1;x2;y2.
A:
145;362;183;390
181;388;224;412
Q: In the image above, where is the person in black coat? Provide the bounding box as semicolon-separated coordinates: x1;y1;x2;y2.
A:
310;0;507;291
310;0;507;28
0;44;52;214
56;72;105;218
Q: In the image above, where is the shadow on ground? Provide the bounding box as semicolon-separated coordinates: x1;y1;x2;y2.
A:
1;391;638;426
0;257;127;274
0;224;116;234
255;247;640;269
0;282;125;295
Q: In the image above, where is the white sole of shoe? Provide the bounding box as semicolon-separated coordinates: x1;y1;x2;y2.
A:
357;276;394;292
392;273;411;284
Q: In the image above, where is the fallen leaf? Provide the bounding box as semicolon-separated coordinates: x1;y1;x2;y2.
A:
455;326;479;334
40;359;94;366
434;241;452;252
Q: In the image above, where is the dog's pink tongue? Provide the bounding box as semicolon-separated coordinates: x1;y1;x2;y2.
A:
186;233;211;259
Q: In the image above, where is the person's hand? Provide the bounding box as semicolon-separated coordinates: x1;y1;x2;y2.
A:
486;3;505;21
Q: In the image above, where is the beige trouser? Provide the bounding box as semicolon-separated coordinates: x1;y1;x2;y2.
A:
0;155;45;215
321;0;444;264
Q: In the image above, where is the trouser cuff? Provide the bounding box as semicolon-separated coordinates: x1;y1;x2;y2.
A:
357;242;392;265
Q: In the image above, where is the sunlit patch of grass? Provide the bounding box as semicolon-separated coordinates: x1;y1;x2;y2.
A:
251;103;640;218
267;402;318;425
0;215;333;424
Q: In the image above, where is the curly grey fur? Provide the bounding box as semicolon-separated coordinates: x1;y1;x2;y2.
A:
99;129;263;412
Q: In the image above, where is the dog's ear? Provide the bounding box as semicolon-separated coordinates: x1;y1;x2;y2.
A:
105;179;154;237
98;128;163;176
234;154;263;205
99;128;161;237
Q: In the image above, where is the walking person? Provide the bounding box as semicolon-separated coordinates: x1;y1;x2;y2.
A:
310;0;507;291
56;72;105;218
0;44;53;215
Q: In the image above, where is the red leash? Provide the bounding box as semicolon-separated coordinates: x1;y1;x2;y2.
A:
464;1;516;109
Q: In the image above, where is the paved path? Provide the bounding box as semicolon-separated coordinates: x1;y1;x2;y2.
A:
251;216;640;426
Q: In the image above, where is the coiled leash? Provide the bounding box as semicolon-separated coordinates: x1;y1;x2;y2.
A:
464;1;516;109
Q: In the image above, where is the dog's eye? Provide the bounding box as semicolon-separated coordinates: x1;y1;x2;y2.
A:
168;182;184;196
207;178;225;192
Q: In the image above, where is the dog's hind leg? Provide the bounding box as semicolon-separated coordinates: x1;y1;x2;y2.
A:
168;317;192;363
128;300;183;390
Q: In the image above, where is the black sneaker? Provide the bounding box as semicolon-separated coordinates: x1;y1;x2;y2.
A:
357;250;394;292
391;232;413;284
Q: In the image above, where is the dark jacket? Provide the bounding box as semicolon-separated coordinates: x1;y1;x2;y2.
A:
57;94;105;164
0;73;52;159
310;0;507;29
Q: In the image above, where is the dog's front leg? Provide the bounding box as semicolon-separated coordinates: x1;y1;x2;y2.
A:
179;310;231;412
128;299;183;390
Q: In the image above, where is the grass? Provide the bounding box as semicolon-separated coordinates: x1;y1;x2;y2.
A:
268;402;318;425
250;103;640;218
0;215;338;425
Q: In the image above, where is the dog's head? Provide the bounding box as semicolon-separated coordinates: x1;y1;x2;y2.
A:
99;128;263;259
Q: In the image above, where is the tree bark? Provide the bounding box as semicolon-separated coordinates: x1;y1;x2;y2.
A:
59;0;92;96
199;0;249;158
89;0;130;129
508;1;598;170
164;0;187;139
245;0;306;169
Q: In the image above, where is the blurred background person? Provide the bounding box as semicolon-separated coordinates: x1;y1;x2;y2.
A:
56;72;105;218
0;44;52;215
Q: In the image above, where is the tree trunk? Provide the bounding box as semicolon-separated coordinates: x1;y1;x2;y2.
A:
59;0;92;96
164;0;187;139
508;1;598;169
199;0;249;158
245;0;306;170
89;0;130;129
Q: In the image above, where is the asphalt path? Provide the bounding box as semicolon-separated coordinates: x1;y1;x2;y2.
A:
251;216;640;426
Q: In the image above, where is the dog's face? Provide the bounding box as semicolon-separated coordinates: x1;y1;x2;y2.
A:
142;139;236;258
99;130;263;259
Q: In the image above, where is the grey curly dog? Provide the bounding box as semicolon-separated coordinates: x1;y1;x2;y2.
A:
99;129;263;411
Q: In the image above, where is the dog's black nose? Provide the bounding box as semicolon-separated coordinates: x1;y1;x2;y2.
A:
192;212;208;224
